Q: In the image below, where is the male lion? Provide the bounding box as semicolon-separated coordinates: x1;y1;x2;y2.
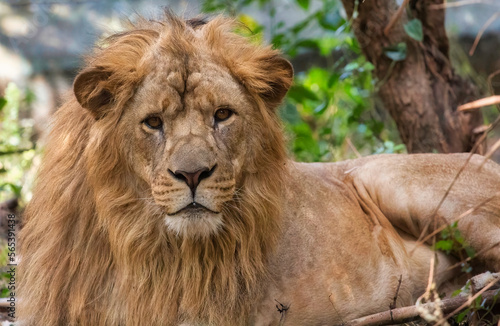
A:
19;12;500;326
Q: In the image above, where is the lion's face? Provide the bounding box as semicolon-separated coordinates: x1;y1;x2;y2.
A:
123;56;253;237
73;17;293;239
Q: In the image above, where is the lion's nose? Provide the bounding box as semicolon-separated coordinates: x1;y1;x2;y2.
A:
170;165;216;195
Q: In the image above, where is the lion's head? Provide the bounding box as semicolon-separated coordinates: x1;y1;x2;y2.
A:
74;14;292;238
19;13;293;326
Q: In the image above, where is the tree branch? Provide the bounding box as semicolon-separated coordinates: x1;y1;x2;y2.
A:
336;289;500;326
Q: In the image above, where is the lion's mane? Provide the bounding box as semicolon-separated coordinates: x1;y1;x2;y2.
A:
19;13;292;325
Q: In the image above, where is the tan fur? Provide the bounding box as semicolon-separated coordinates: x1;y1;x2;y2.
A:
18;12;500;326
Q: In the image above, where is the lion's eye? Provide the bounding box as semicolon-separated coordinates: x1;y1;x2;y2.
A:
214;108;233;122
143;116;163;130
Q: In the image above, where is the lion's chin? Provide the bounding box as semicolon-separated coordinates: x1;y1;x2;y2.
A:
164;208;223;238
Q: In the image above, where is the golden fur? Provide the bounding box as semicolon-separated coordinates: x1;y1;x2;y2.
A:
18;12;500;326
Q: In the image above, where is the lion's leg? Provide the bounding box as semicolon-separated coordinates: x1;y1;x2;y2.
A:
347;153;500;272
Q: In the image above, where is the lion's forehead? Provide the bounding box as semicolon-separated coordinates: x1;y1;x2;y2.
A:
137;54;246;115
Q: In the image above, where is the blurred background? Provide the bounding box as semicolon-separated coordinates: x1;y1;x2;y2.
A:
0;0;500;321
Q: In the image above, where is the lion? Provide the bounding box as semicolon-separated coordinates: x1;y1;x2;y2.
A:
18;12;500;326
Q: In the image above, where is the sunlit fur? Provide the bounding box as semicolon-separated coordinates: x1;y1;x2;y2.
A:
18;12;292;325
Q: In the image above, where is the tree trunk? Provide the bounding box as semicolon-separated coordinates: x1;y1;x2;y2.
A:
340;0;484;153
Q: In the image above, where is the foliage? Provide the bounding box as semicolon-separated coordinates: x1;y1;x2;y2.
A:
0;82;37;203
404;18;424;42
452;280;500;325
0;245;10;298
434;222;500;324
0;82;36;300
384;42;407;62
202;0;406;162
433;221;475;273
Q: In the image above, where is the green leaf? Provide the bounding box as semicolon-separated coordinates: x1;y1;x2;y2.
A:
270;7;276;18
404;18;423;42
304;68;329;91
295;39;319;50
344;62;360;72
327;73;340;88
383;42;407;61
0;183;22;197
291;17;312;34
456;310;468;323
290;122;321;161
296;0;309;10
287;85;319;102
319;127;332;136
465;246;476;258
24;89;36;104
362;62;375;71
440;227;450;239
0;97;6;111
473;295;483;308
271;33;287;48
280;103;302;125
452;288;463;297
393;144;406;153
314;102;328;115
317;38;341;56
435;240;453;253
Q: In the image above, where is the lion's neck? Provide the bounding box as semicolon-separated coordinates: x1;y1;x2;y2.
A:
173;232;268;324
104;179;283;325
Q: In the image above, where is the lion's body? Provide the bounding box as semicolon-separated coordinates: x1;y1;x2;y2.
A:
254;155;500;324
18;12;500;326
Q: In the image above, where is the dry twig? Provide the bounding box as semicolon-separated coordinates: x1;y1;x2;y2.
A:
481;139;500;166
346;138;362;158
458;95;500;111
383;0;410;36
336;289;500;326
389;275;403;322
469;12;500;56
487;70;500;112
430;0;496;10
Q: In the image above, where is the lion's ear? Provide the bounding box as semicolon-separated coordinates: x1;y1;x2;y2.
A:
73;67;113;119
260;56;294;109
238;54;294;110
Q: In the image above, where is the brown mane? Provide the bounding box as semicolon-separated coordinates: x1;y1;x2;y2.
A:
19;12;291;325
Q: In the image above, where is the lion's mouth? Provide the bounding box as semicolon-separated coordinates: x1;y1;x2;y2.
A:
169;202;220;216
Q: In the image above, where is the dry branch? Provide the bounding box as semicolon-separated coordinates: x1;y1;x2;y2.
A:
383;0;410;36
430;0;496;10
458;95;500;111
436;278;499;326
337;289;500;326
482;139;500;166
469;12;500;56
